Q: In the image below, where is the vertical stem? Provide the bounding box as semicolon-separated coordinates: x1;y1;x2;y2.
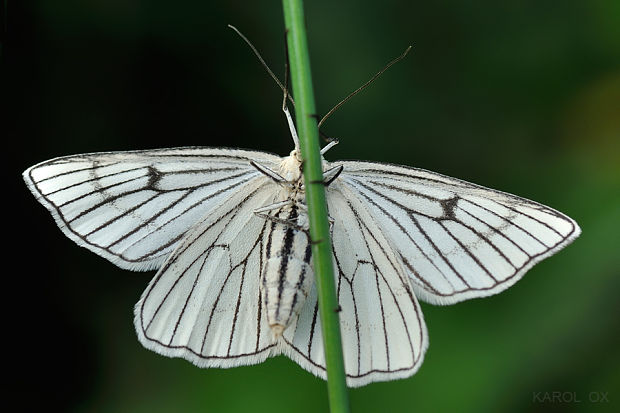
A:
281;1;350;412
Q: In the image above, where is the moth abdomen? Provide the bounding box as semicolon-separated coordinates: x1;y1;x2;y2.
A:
261;203;314;337
261;255;313;336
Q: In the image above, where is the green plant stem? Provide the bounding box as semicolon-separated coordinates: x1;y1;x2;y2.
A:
281;1;350;412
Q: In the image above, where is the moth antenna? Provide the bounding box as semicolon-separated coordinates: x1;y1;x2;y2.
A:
228;24;295;108
318;45;412;128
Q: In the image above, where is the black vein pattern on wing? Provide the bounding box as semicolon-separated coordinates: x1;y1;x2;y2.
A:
32;158;259;264
256;218;270;352
44;164;144;196
307;299;320;358
438;220;500;283
32;147;280;171
341;192;427;374
332;250;362;375
139;183;277;360
95;172;256;261
168;239;228;345
144;212;236;333
348;198;422;372
474;198;566;243
262;218;277;319
349;178;529;293
56;167;146;208
349;200;391;372
360;175;562;252
344;163;575;241
228;262;248;356
446;204;523;267
288;220;312;324
348;178;468;290
66;166;245;221
82;168;245;235
341;170;578;298
227;219;269;356
457;204;530;259
285;193;422;379
340;164;472;192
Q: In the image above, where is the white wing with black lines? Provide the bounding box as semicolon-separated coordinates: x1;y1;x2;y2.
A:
281;182;428;387
135;178;282;367
336;160;581;305
23;147;282;271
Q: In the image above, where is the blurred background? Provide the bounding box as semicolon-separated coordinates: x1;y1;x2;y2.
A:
7;0;619;412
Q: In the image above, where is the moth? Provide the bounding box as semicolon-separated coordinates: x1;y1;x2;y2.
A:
23;118;579;387
23;35;580;386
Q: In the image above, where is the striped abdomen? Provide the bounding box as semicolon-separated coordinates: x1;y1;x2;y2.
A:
260;205;313;337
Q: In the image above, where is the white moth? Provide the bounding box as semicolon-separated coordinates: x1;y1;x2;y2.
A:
23;103;580;387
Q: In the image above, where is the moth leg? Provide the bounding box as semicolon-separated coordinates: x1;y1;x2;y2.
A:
322;165;343;186
262;215;308;232
288;202;333;234
250;161;294;188
301;165;344;190
253;200;293;216
258;213;308;232
254;201;309;232
326;214;335;235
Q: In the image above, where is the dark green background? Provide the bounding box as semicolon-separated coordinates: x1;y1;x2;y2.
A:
9;1;619;412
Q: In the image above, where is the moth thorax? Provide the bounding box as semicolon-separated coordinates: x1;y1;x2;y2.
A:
279;150;303;182
261;256;313;338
